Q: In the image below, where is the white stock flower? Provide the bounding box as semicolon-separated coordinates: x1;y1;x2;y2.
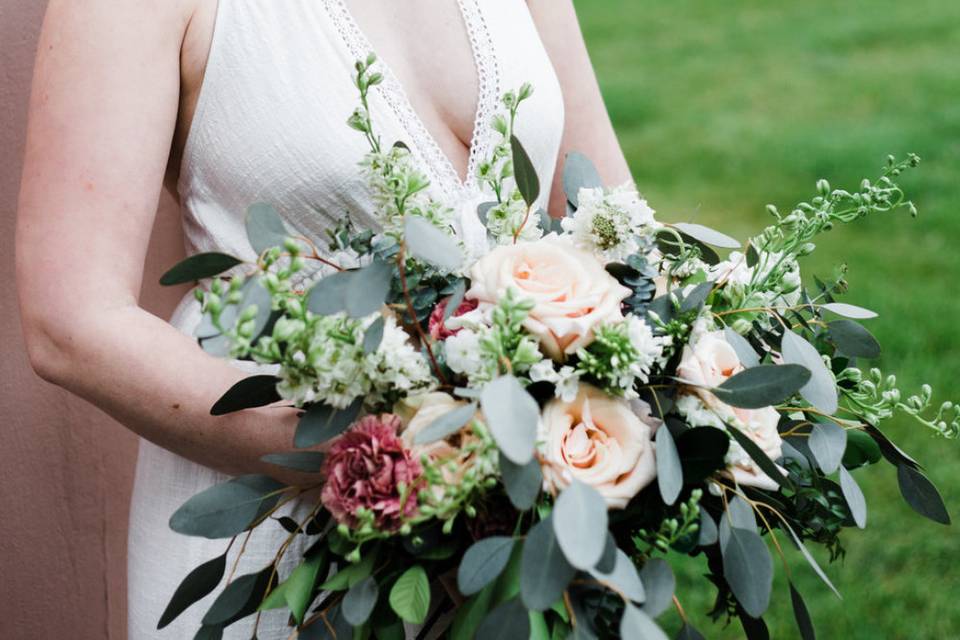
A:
530;360;581;402
444;329;484;378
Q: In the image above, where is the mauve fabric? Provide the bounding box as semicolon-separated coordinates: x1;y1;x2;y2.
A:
127;0;564;637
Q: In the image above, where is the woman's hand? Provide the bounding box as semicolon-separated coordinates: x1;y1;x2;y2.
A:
527;0;634;217
16;0;308;481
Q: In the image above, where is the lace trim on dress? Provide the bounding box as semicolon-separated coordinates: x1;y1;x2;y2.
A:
323;0;501;203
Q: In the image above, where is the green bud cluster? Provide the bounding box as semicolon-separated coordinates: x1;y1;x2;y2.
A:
838;367;959;439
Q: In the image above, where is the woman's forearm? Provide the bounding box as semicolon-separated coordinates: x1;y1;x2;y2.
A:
25;301;305;481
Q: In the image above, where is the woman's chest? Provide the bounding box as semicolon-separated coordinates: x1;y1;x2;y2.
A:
173;0;564;259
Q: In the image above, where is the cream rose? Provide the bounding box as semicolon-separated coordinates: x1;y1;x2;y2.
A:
676;330;785;489
467;234;631;360
395;392;479;486
540;384;657;508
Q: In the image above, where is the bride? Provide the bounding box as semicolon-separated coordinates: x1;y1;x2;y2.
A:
16;0;632;637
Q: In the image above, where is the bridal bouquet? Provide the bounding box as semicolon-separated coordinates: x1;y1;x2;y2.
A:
158;56;955;639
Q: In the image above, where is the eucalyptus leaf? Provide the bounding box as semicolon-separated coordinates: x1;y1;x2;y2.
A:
306;270;353;316
722;527;773;618
724;327;760;368
621;603;669;640
511;135;540;207
347;260;394;318
293;399;363;449
680;281;713;313
404;215;464;272
589;549;645;603
553;480;609;570
827;320;881;358
640;558;675;617
210;375;281;416
821;302;878;319
260;451;325;473
362;315;386;354
342;576;379;626
671;222;741;249
728;495;758;531
500;453;542;510
897;464;951;525
458;537;516;596
160;253;243;286
677;622;708;640
698;510;718;547
245;203;289;255
389;565;431;624
169;475;285;539
711;364;811;409
202;566;274;626
839;466;867;529
789;582;816;640
782;521;841;598
194;626;224;640
476;597;530;640
563;151;603;207
414;402;478;445
521;517;576;611
158;554;227;629
808;421;847;474
655;424;683;505
443;280;468;322
781;332;838;414
481;376;539;464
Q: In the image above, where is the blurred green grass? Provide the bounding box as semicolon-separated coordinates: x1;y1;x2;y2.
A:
576;1;960;637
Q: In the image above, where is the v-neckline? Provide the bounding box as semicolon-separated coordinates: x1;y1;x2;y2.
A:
326;0;500;199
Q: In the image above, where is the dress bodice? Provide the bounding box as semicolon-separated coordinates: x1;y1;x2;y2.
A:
177;0;565;267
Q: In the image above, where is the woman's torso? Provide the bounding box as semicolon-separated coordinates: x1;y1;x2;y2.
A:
130;2;564;637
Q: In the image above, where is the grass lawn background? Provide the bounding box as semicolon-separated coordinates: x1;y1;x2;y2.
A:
575;1;960;637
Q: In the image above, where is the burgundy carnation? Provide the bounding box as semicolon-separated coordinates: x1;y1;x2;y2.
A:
320;414;422;531
428;296;479;340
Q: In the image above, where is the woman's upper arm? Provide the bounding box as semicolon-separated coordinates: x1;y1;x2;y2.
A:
526;0;632;216
16;0;191;359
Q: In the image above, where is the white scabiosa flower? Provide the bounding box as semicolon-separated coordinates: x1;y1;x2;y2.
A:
562;183;656;260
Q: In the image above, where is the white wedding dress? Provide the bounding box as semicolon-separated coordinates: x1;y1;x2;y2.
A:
127;0;564;637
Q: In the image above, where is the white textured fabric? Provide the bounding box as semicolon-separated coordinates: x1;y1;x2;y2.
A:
128;1;564;638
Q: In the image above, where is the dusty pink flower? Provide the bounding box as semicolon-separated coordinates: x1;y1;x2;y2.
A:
428;296;479;340
320;414;422;531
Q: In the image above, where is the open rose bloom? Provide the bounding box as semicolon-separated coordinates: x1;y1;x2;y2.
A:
540;384;657;508
677;330;786;490
468;234;632;360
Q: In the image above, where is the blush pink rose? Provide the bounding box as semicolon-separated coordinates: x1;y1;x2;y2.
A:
540;384;657;508
467;234;631;360
677;330;784;489
320;414;422;531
